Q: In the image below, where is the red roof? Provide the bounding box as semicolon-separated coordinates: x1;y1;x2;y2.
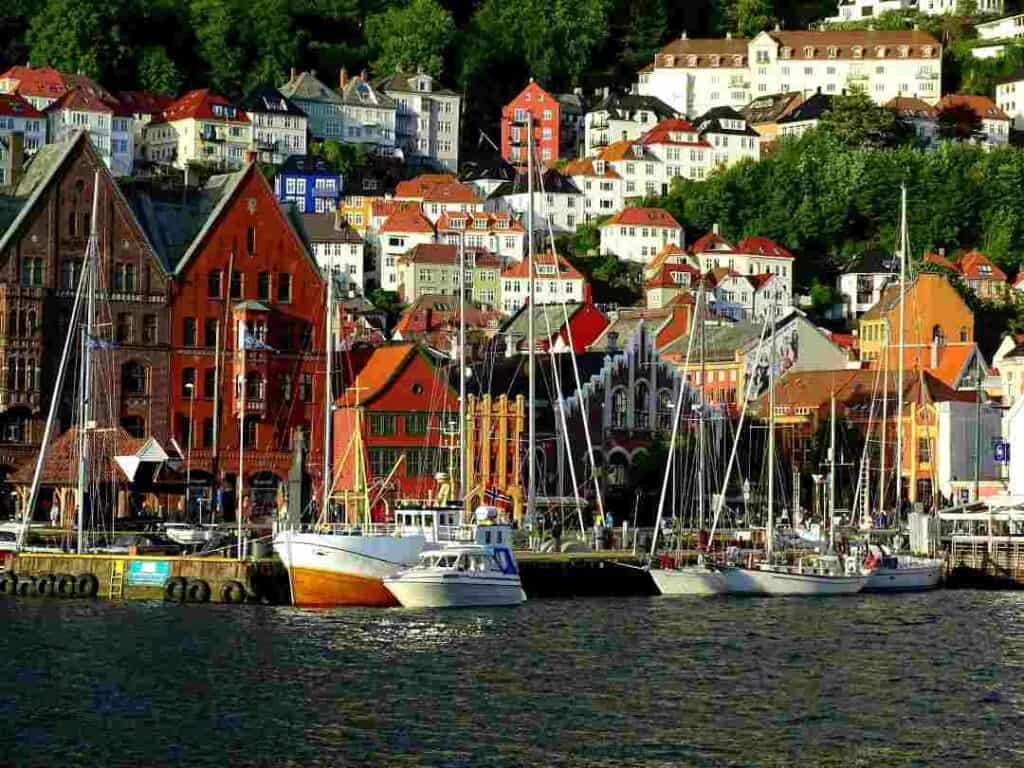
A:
924;251;958;272
563;157;621;179
501;250;583;280
371;199;419;219
379;207;435;234
399;243;457;265
938;94;1008;121
0;66;115;103
45;86;115;115
436;210;524;233
154;89;249;124
395;174;479;204
958;250;1007;282
0;92;42;119
737;235;795;260
116;90;175;116
335;343;418;407
642;118;710;147
603;207;681;229
690;232;735;253
644;263;700;289
745;273;775;290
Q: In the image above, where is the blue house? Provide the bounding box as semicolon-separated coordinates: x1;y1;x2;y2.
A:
274;155;342;214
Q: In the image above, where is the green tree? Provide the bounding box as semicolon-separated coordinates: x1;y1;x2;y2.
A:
136;46;182;94
189;0;246;95
314;139;368;177
365;0;455;78
245;0;301;92
27;0;126;81
369;288;404;318
937;103;984;142
956;0;978;15
823;87;913;150
727;0;776;37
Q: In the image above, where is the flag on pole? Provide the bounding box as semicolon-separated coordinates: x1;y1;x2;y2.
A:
485;487;512;509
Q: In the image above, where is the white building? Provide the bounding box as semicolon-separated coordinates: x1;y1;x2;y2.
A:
564;157;625;225
583;90;676;157
339;71;397;156
300;211;366;295
394;174;484;223
776;92;833;139
46;88;134;176
239;86;307;165
598;207;684;264
597;118;714;200
486;169;584;235
829;0;1003;23
938;94;1010;146
836;249;897;319
143;90;251;170
0;92;46;153
886;96;939;147
694;106;761;167
377;70;460;172
691;229;795;301
375;207;436;290
499;250;585;313
996;71;1024;130
638;29;942;119
436;210;525;261
279;69;345;141
976;11;1024;42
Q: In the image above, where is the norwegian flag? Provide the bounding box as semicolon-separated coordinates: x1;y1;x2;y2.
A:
485;487;513;508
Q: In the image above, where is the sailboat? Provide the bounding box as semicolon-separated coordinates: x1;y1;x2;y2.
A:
855;185;943;592
721;320;866;596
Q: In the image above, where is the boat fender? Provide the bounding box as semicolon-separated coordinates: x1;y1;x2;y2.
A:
0;572;16;596
55;574;76;598
164;576;188;602
15;576;35;597
75;573;99;599
187;579;211;603
34;574;55;598
220;580;246;604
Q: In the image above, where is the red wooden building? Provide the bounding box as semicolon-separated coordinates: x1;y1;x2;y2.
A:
165;163;326;519
501;80;561;168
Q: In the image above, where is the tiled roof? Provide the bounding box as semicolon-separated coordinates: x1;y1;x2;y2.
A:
644;263;700;289
603;207;681;228
10;427;144;485
436;210;524;232
642;118;710;147
690;232;735;253
371;198;419;219
400;242;457;264
598;139;639;162
379;207;434;233
924;251;959;272
0;66;115;103
938;94;1009;121
865;343;979;390
647;243;692;274
44;86;115;115
885;96;937;119
661;321;762;361
653;37;750;69
238;86;307;116
395;174;479;204
777;93;832;124
155;89;249;124
335;343;417;406
769;29;941;60
298;212;363;244
279;70;342;103
563;158;621;179
742;92;803;125
394;296;502;339
587;308;673;352
705;267;741;289
0;92;42;119
737;235;795;260
116;90;175;116
501;250;583;280
957;250;1007;282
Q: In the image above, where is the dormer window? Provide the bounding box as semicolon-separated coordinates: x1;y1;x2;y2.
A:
804;46;815;58
474;218;487;229
687;55;696;66
711;55;720;67
633;143;644;157
732;55;743;66
876;46;887;58
781;47;792;59
665;55;675;66
595;160;605;174
899;46;909;58
827;46;838;58
923;46;933;57
853;46;863;59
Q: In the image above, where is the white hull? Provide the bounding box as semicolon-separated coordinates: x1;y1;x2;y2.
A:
384;574;526;608
650;566;727;595
864;559;943;592
724;565;866;596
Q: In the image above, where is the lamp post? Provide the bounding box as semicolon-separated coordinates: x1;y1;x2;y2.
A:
185;381;195;521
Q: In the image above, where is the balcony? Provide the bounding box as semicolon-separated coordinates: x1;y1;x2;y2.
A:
0;388;41;410
729;76;750;88
589;120;609;131
846;73;869;83
233;396;267;419
916;71;939;81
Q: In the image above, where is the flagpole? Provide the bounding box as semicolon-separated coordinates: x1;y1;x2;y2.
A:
238;318;246;560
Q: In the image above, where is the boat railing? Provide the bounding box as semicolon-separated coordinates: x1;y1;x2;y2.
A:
435;525;477;543
313;522;420;537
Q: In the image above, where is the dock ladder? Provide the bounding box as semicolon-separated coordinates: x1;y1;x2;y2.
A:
108;559;126;599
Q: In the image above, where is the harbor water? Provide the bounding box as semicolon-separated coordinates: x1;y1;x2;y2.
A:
2;591;1023;767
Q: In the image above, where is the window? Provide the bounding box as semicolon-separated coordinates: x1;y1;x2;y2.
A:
202;418;214;449
207;269;223;298
299;372;313;402
183;317;197;347
204;368;216;398
230;271;243;299
611;388;627;429
243;418;257;449
371;414;397;435
918;437;931;463
20;257;42;287
246;226;256;256
204;318;218;348
280;373;292;402
112;263;136;292
182;367;196;398
122;362;148;395
258;272;271;301
141;315;158;345
59;260;81;291
406;413;428;435
116;313;133;344
277;273;292;303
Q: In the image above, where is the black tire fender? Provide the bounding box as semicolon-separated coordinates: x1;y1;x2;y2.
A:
15;576;34;597
0;572;16;596
164;576;188;602
219;580;246;604
55;573;76;598
75;573;99;598
187;579;211;603
34;574;55;598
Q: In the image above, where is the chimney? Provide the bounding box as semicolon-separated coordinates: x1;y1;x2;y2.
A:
938;247;945;257
2;131;25;188
726;32;732;40
360;69;368;82
712;222;720;236
339;67;348;89
334;208;345;231
290;67;296;82
681;30;688;41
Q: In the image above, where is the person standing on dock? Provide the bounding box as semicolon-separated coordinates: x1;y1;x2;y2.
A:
551;518;562;553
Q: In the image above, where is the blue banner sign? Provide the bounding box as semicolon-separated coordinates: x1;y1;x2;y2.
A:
126;560;172;587
994;441;1010;464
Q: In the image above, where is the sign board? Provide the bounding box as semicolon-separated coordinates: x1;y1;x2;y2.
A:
126;560;172;587
994;441;1010;464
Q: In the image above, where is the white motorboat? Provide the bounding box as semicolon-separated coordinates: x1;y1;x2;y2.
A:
723;555;866;596
862;548;943;592
383;523;525;608
650;557;728;596
163;522;227;548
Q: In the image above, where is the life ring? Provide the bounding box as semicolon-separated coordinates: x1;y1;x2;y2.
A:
0;572;16;596
55;574;76;598
75;573;99;599
187;579;211;603
15;576;35;597
219;580;247;604
164;576;188;602
34;574;55;598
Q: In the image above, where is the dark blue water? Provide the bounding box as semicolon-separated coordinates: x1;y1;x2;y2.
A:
1;591;1022;767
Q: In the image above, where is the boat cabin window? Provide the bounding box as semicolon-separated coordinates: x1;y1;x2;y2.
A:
436;554;458;568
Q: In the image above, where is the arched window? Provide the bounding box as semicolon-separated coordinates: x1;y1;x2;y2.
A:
634;380;649;429
611;387;628;429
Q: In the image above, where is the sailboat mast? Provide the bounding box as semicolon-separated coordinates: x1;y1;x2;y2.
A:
698;291;706;531
878;332;888;521
322;255;334;521
238;319;246;559
766;319;776;556
829;392;836;552
76;171;101;554
458;234;467;513
895;184;907;526
526;111;536;525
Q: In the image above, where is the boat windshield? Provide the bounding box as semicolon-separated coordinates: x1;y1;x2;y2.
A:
417;553;459;569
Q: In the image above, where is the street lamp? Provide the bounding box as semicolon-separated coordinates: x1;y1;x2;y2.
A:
185;381;195;522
